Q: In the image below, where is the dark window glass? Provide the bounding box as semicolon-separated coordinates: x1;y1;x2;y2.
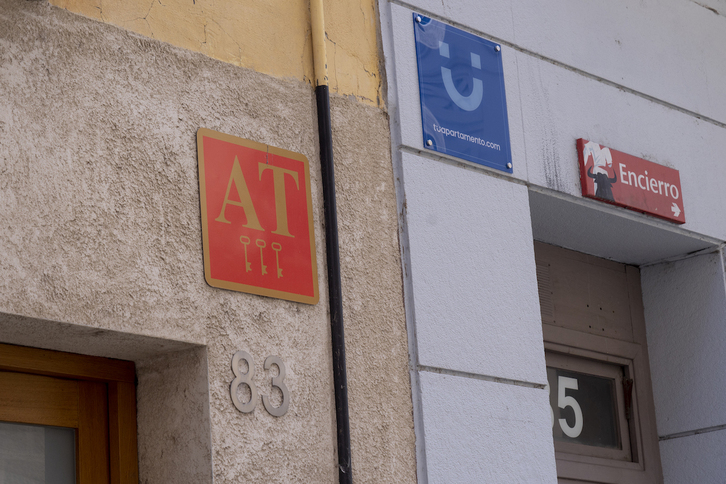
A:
547;367;620;449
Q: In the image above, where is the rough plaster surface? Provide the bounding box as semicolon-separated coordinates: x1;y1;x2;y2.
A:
659;429;726;484
0;2;416;483
50;0;385;108
419;371;557;483
136;347;213;483
0;312;198;360
401;152;547;385
329;96;417;483
641;251;726;437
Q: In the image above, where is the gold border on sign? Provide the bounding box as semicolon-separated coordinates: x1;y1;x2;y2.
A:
196;128;319;305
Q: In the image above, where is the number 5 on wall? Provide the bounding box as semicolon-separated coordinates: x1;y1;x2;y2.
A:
557;376;583;438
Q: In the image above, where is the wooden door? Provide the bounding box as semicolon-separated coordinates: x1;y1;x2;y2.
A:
0;344;138;484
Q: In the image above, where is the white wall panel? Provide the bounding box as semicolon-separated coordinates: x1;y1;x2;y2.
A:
517;51;726;241
402;151;546;384
509;0;726;125
389;3;423;152
397;0;514;42
382;1;726;482
642;251;726;436
528;190;718;266
396;0;726;125
390;3;726;242
419;371;557;483
659;430;726;484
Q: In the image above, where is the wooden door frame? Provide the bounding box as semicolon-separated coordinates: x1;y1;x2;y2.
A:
0;343;139;484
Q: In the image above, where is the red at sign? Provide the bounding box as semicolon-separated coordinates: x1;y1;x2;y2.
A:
197;128;319;304
577;139;685;224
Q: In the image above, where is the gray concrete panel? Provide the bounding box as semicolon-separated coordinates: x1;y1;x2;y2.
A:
388;2;726;243
529;189;719;266
393;0;726;125
517;50;726;241
642;251;726;437
659;429;726;484
419;370;557;483
401;151;547;385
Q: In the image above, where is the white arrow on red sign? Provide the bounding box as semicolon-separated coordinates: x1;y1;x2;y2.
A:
671;203;681;218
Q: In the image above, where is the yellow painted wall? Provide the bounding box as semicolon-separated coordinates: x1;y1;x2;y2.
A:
50;0;383;107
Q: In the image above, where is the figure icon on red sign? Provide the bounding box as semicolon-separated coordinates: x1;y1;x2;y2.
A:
577;138;685;224
582;140;617;202
587;164;617;201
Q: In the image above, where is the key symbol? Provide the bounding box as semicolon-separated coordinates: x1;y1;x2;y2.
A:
272;243;283;278
256;239;268;275
239;236;252;272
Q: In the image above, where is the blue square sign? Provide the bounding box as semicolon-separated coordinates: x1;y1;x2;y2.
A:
413;14;512;173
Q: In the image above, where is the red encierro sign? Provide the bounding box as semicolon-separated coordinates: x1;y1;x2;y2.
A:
197;128;319;304
577;139;685;224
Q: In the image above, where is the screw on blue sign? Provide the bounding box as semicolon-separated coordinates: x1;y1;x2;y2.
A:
414;14;512;173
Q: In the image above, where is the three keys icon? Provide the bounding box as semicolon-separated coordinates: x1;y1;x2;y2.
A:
240;237;283;278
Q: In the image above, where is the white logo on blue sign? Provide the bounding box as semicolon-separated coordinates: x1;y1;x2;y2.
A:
414;14;513;173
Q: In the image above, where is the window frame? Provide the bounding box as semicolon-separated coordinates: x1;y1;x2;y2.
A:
536;241;663;484
543;328;659;482
546;349;632;462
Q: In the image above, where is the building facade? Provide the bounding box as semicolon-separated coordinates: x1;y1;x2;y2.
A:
0;0;416;482
2;0;726;483
380;0;726;482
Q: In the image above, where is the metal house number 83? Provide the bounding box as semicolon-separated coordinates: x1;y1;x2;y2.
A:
230;350;289;417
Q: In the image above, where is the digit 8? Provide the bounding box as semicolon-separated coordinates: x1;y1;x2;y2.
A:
230;351;257;413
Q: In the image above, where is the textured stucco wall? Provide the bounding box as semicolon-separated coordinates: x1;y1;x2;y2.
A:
49;0;385;107
329;95;417;483
137;347;213;483
0;1;415;482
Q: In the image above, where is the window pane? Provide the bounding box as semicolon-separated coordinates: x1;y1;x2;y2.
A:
547;367;621;449
0;421;76;484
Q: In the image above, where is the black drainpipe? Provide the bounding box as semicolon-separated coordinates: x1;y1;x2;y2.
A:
310;1;352;480
316;83;353;483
